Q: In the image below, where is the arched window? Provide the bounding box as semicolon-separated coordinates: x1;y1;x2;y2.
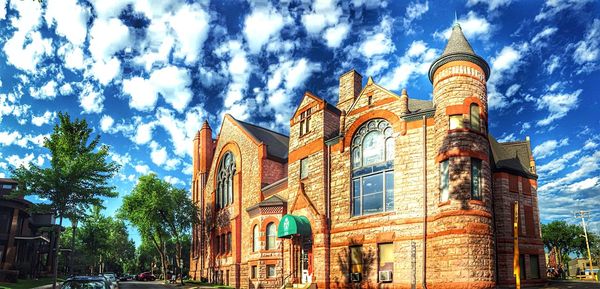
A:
266;222;276;250
470;103;480;132
351;119;395;216
217;152;236;209
253;225;259;252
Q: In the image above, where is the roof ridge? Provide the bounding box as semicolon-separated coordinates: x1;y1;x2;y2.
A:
235;118;289;139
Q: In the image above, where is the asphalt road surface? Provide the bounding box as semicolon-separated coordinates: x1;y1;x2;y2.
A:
118;281;172;289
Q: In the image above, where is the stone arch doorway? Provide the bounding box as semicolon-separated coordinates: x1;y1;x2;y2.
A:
277;214;312;284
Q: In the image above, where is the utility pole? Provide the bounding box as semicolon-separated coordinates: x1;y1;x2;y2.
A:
574;210;597;282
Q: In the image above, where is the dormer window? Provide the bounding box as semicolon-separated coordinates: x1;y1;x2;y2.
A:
216;152;236;209
299;108;312;136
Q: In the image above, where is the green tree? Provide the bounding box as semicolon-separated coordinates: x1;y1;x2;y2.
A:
11;112;119;288
119;174;199;284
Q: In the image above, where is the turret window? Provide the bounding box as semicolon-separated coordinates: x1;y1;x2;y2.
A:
470;103;481;132
351;119;395;216
439;160;449;202
471;158;482;200
449;114;464;130
216;152;236;209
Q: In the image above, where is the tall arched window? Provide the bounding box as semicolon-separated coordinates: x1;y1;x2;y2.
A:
266;222;276;250
351;119;395;216
217;152;236;209
470;103;480;132
253;225;259;252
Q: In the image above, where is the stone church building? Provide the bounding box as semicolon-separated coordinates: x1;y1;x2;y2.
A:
189;24;546;289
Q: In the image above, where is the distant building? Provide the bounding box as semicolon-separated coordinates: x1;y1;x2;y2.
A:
0;178;57;282
189;23;546;289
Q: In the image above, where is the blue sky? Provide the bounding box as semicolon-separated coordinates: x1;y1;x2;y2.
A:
0;0;599;246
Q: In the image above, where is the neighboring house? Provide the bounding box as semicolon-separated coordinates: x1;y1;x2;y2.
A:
189;23;546;289
0;178;56;282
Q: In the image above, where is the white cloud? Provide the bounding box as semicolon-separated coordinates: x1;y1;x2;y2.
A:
467;0;512;11
497;133;516;142
169;3;210;64
301;0;342;35
88;18;130;62
533;138;569;159
154;105;205;157
403;1;428;33
7;153;35;169
149;66;193;113
134;164;150;174
434;11;492;41
323;22;350;48
134;121;156;145
164;175;184;186
535;0;593;22
79;83;105;114
566;177;599;193
2;0;53;73
536;89;581;126
89;57;121;85
30;80;58;100
537;149;579;176
583;139;599;150
0;0;6;20
100;115;114;132
505;84;521;97
58;44;86;71
531;26;558;44
59;83;73;95
487;44;528;109
244;6;286;54
149;141;167;166
165;158;181;171
572;19;599;67
44;0;89;46
89;0;132;19
122;77;157;112
360;32;395;58
379;40;438;90
544;55;560;74
31;111;56;126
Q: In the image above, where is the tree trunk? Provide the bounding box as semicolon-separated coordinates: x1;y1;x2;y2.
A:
52;216;63;289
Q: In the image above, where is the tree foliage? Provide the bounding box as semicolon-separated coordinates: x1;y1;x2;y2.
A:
10;112;119;287
119;174;199;283
542;220;599;266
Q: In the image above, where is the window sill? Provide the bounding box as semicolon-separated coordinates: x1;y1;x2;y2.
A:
438;200;451;207
447;128;486;137
350;211;394;221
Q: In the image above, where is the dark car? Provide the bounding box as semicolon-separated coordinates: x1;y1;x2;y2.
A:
135;272;156;281
61;276;110;289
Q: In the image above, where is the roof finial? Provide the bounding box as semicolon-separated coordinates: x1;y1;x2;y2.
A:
453;11;460;28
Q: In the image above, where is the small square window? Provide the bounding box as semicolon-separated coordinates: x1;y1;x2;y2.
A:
267;265;276;278
449;115;464;130
300;157;309;179
1;184;12;189
251;265;258;279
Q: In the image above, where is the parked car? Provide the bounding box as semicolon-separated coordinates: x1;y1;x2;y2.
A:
119;274;133;281
103;272;119;284
98;274;117;289
61;276;110;289
136;271;156;281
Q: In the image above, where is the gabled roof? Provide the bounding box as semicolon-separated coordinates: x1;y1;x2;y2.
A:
291;91;341;121
234;118;290;161
408;98;434;113
245;195;286;212
489;135;536;179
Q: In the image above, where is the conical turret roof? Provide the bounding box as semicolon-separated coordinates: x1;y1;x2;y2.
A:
442;23;475;56
428;22;490;83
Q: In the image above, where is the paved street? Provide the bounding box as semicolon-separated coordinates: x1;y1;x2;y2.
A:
119;281;172;289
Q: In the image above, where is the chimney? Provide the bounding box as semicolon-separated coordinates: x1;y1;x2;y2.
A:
337;70;362;111
400;88;409;115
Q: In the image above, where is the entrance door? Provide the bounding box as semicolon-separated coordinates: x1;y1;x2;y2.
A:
300;240;312;284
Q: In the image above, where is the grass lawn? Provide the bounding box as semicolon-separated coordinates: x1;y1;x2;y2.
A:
0;278;60;289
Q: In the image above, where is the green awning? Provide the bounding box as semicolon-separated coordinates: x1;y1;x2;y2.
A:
277;214;311;238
